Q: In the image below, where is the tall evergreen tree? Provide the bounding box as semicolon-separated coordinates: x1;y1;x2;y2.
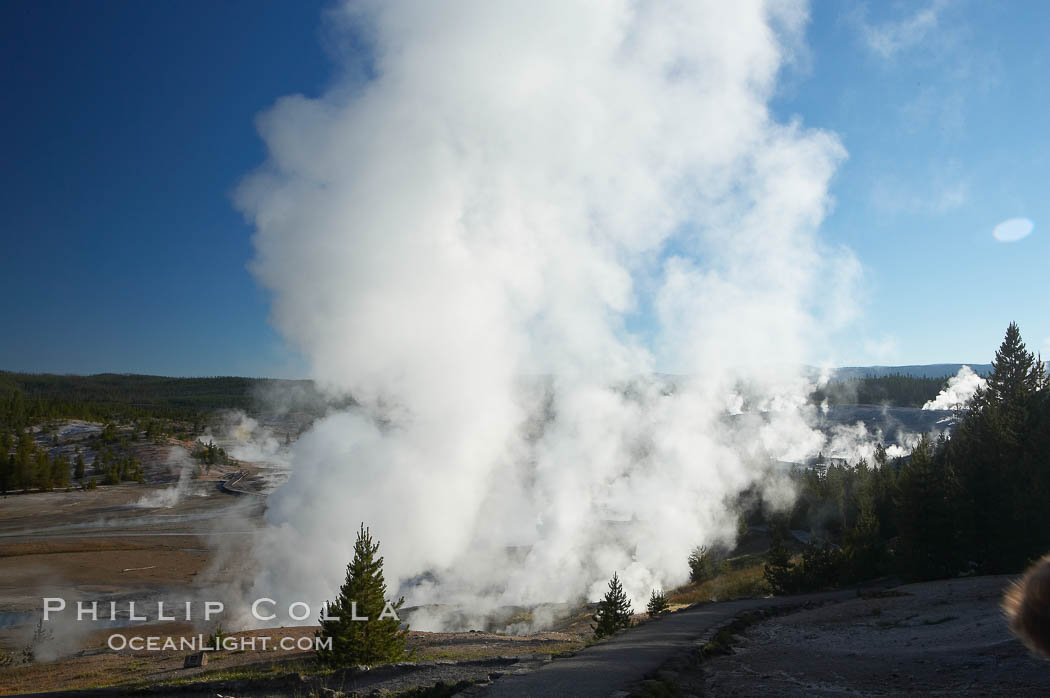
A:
592;572;633;639
14;431;33;490
317;524;407;666
53;454;70;489
35;450;52;491
950;322;1047;571
842;474;886;582
984;322;1039;413
894;434;957;580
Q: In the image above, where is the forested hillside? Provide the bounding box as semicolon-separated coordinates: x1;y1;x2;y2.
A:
759;322;1050;591
0;373;334;433
812;374;948;407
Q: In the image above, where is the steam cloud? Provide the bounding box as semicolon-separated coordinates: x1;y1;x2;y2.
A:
922;365;987;411
133;447;196;509
236;0;860;622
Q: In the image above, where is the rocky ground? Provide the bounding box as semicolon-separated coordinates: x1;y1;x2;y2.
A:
661;575;1050;696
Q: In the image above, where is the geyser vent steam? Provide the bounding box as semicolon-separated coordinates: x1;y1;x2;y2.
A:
236;0;859;626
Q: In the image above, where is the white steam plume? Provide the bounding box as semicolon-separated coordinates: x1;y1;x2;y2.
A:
133;447;196;509
922;365;987;411
236;0;858;621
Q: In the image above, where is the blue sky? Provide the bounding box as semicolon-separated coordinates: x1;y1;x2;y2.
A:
1;0;1047;377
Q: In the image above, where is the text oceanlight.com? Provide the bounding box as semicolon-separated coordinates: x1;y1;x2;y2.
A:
107;634;332;652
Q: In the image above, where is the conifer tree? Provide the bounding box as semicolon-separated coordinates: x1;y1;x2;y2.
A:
317;523;407;666
843;482;885;582
14;432;33;490
74;450;85;482
688;545;715;583
51;454;69;489
0;453;10;494
895;434;958;579
592;572;633;638
984;322;1039;410
646;589;669;618
35;450;52;491
763;526;797;594
949;322;1047;571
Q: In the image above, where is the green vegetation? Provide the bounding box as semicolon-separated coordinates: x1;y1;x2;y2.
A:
73;448;84;481
317;524;408;667
669;558;769;605
193;440;231;469
0;373;236;430
592;571;633;639
759;322;1050;589
812;373;949;407
0;430;71;493
687;544;719;584
0;372;341;434
0;372;343;494
646;589;669;617
0;419;145;494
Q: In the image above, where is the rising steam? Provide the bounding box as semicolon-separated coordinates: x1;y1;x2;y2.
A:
922;365;987;411
236;0;860;622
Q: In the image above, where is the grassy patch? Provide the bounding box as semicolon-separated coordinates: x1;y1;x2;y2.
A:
668;559;770;606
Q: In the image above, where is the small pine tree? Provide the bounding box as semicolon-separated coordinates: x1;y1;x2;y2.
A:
688;544;715;584
763;526;797;595
51;454;69;489
317;523;407;666
74;451;85;482
592;572;633;639
36;451;52;491
646;589;669;618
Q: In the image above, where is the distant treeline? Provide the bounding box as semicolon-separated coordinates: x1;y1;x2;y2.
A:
0;372;340;434
1;367;950;436
0;373;246;432
811;373;947;408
